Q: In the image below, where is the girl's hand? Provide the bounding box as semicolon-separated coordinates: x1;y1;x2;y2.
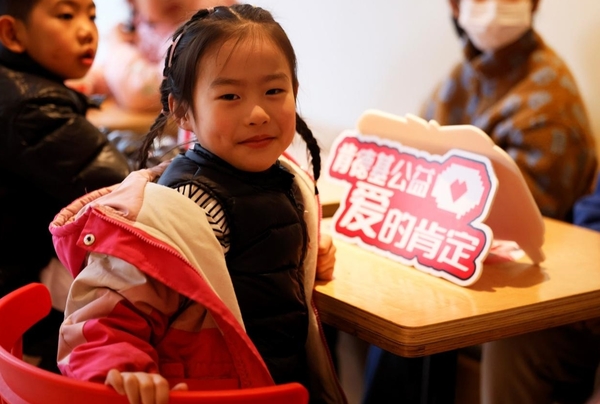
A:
316;233;336;281
105;369;188;404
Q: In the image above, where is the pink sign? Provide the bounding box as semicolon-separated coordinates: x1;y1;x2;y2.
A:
327;132;498;286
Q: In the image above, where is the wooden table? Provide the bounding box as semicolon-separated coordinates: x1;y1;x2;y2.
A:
315;215;600;358
87;98;159;134
317;178;346;218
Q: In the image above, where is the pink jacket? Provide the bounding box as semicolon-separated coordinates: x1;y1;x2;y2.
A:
50;159;346;403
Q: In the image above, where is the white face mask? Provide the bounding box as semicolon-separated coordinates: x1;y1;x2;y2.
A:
458;0;532;52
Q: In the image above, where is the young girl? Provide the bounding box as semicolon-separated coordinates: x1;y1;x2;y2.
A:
51;4;345;404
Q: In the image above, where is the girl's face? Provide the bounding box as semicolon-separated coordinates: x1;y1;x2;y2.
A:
14;0;97;79
177;36;297;173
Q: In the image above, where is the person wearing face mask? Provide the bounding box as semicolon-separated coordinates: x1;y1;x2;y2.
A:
362;1;599;403
456;0;533;52
422;0;597;222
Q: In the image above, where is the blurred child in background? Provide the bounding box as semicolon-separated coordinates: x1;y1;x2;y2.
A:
72;0;235;113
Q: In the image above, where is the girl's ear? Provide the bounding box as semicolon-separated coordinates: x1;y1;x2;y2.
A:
168;94;194;131
0;16;26;53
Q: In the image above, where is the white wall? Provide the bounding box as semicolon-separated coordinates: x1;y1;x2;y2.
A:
95;0;600;151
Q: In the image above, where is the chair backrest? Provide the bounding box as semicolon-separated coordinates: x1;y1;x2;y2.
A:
0;283;309;404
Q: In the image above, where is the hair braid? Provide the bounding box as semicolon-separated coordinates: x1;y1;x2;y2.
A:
138;114;168;169
137;8;219;170
137;77;171;169
295;113;321;181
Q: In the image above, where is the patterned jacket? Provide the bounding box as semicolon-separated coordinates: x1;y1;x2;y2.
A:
421;29;597;221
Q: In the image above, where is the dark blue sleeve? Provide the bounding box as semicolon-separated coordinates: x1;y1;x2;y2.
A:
573;176;600;232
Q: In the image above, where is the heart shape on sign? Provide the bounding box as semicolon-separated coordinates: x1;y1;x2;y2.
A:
450;180;468;202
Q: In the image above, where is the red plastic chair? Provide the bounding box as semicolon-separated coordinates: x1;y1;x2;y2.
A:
0;283;309;404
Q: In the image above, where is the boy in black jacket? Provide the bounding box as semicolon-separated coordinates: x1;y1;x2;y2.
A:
0;0;130;372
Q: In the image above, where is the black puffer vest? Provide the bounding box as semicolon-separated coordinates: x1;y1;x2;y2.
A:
158;145;310;385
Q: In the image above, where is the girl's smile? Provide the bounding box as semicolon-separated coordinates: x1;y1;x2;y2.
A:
239;135;276;149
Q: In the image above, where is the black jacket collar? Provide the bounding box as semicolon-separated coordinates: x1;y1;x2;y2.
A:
0;45;64;83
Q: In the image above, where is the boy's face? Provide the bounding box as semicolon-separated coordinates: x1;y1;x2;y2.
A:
17;0;97;79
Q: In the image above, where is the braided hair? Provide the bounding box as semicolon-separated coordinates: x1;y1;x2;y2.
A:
137;4;321;181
